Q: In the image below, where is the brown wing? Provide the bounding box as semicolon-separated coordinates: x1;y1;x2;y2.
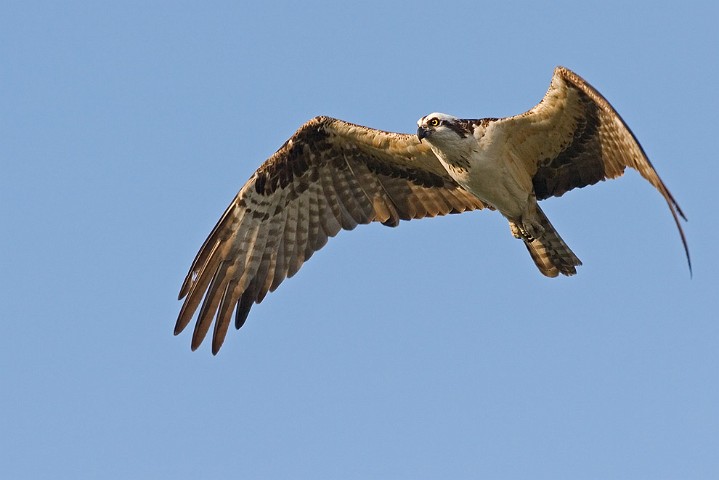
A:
176;116;487;353
493;66;690;271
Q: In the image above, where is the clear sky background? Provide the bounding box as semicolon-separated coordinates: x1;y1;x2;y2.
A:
2;1;718;479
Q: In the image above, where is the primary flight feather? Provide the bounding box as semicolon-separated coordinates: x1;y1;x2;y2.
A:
176;66;690;354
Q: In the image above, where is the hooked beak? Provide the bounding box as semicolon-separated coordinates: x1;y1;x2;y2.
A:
417;126;429;142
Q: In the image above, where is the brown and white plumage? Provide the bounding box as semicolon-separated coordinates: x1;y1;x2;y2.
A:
176;117;487;353
177;66;689;353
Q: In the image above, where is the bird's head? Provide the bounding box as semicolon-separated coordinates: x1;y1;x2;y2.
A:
416;113;469;145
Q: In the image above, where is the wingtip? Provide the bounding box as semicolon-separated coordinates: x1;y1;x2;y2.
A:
174;305;193;335
178;272;194;300
669;199;692;278
234;293;254;330
677;204;688;222
190;334;204;352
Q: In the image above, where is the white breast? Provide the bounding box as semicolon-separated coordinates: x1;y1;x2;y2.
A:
431;125;530;218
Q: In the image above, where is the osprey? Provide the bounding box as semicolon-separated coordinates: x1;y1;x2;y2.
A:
176;66;690;354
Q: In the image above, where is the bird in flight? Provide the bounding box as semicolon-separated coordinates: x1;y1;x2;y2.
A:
176;66;690;354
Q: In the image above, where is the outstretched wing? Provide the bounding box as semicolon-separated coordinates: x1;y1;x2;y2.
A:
176;116;487;353
492;66;690;271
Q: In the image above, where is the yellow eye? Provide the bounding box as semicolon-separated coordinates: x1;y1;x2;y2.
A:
429;118;440;127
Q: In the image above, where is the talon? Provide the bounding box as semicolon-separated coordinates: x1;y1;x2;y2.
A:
510;223;523;239
510;220;542;242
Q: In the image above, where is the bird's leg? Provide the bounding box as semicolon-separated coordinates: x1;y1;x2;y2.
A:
509;220;543;242
509;220;524;239
509;196;545;242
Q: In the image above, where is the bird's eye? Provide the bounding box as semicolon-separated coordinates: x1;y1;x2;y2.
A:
429;118;440;127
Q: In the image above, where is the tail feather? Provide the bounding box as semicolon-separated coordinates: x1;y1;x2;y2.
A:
523;207;582;277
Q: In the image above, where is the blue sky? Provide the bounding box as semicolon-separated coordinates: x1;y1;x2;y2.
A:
2;1;718;478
